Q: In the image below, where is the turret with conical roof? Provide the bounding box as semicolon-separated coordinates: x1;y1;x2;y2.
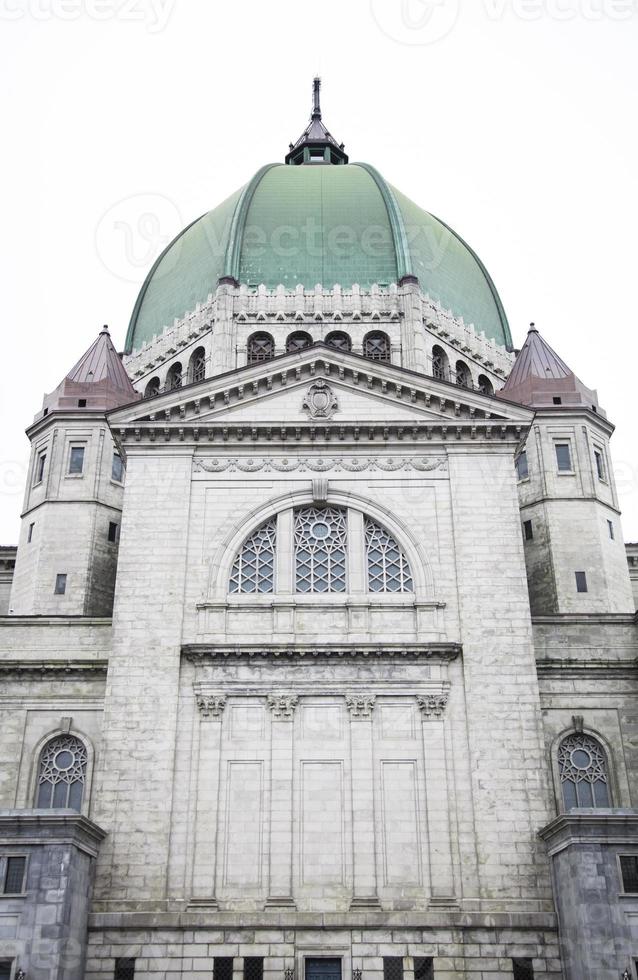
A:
502;325;633;615
9;328;137;616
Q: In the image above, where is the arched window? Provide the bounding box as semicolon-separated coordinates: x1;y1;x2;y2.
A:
247;332;275;364
36;734;87;811
166;362;182;390
286;331;313;353
144;377;160;399
363;331;391;363
189;347;206;384
229;518;277;594
455;360;471;388
478;374;494;396
294;506;347;593
558;733;611;809
365;517;413;592
431;345;448;381
325;331;352;352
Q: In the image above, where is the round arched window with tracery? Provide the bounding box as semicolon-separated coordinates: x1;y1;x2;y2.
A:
36;734;87;811
558;733;610;809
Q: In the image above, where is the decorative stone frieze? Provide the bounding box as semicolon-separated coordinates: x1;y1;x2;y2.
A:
195;693;227;718
184;643;461;663
417;692;449;719
345;694;376;718
267;694;299;719
193;455;448;474
302;379;339;419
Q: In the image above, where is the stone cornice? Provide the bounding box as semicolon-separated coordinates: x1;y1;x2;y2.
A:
0;660;108;678
539;809;638;855
0;616;112;627
0;809;107;857
183;643;461;663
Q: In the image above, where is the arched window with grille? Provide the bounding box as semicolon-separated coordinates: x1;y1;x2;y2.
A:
431;345;448;381
558;732;611;809
35;734;87;811
455;360;471;388
166;362;182;390
294;506;347;593
229;518;277;593
189;347;206;383
365;517;413;592
325;331;352;352
144;377;160;399
363;331;391;362
247;332;275;364
286;331;313;353
478;374;494;396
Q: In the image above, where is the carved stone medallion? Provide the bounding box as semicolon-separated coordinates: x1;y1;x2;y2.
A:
302;380;339;420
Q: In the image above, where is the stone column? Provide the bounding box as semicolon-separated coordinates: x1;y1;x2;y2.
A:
265;694;298;907
346;694;380;908
191;692;226;906
417;688;456;905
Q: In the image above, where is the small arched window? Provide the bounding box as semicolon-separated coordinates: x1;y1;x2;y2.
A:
247;332;275;364
363;331;391;363
229;518;277;594
558;733;611;809
431;345;448;381
325;331;352;352
36;734;87;811
286;331;313;353
365;517;413;592
189;347;206;384
455;360;471;388
478;374;494;396
144;377;160;399
166;362;182;390
294;506;347;593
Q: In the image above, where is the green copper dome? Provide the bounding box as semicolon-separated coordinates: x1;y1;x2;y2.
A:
125;162;512;353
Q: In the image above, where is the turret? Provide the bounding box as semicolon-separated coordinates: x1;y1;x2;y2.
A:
499;324;634;614
9;326;140;616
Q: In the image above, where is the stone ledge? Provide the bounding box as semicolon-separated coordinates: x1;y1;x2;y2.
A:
0;808;107;857
88;910;557;931
539;808;638;855
0;616;112;627
0;659;108;678
183;643;462;663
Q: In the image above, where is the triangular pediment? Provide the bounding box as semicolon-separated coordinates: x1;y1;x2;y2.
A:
109;345;533;447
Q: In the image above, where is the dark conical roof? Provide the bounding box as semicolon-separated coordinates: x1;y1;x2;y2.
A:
499;324;602;414
42;326;139;416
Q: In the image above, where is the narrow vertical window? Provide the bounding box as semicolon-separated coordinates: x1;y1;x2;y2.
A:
108;522;119;543
619;855;638;894
112;453;124;482
383;958;404;980
167;362;182;390
512;960;534;980
214;958;234;980
431;345;448;380
594;449;606;480
455;360;471;388
28;522;35;543
68;446;85;475
607;520;614;540
230;519;277;594
478;374;494;396
294;506;347;593
36;734;87;811
54;573;67;595
516;451;529;480
114;959;136;980
3;856;26;894
243;958;263;980
144;377;160;399
189;347;206;383
365;517;413;592
35;452;47;484
523;520;533;541
575;571;588;593
414;959;434;980
555;442;572;472
0;963;12;980
558;733;610;809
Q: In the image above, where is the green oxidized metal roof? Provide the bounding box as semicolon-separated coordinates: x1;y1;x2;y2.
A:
125;163;512;353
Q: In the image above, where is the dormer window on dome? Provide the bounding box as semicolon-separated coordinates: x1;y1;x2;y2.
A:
285;77;348;166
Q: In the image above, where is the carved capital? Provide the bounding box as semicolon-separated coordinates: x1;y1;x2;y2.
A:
345;694;376;718
417;692;449;720
267;694;299;720
196;694;227;719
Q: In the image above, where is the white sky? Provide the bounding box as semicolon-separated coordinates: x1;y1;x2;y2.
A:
1;0;636;542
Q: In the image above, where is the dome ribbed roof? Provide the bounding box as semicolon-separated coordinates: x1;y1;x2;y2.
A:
125;163;512;354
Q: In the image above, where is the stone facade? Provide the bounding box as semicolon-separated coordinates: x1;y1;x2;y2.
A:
0;193;636;980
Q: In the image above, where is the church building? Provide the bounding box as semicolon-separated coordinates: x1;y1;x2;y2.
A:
1;80;636;980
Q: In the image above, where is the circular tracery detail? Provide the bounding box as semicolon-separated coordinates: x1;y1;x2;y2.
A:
36;735;87;811
558;733;610;809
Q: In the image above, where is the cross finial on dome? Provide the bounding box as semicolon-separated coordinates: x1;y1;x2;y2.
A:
285;77;348;166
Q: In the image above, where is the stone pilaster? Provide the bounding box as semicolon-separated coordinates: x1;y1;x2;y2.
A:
417;688;456;904
346;693;380;908
266;694;298;906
